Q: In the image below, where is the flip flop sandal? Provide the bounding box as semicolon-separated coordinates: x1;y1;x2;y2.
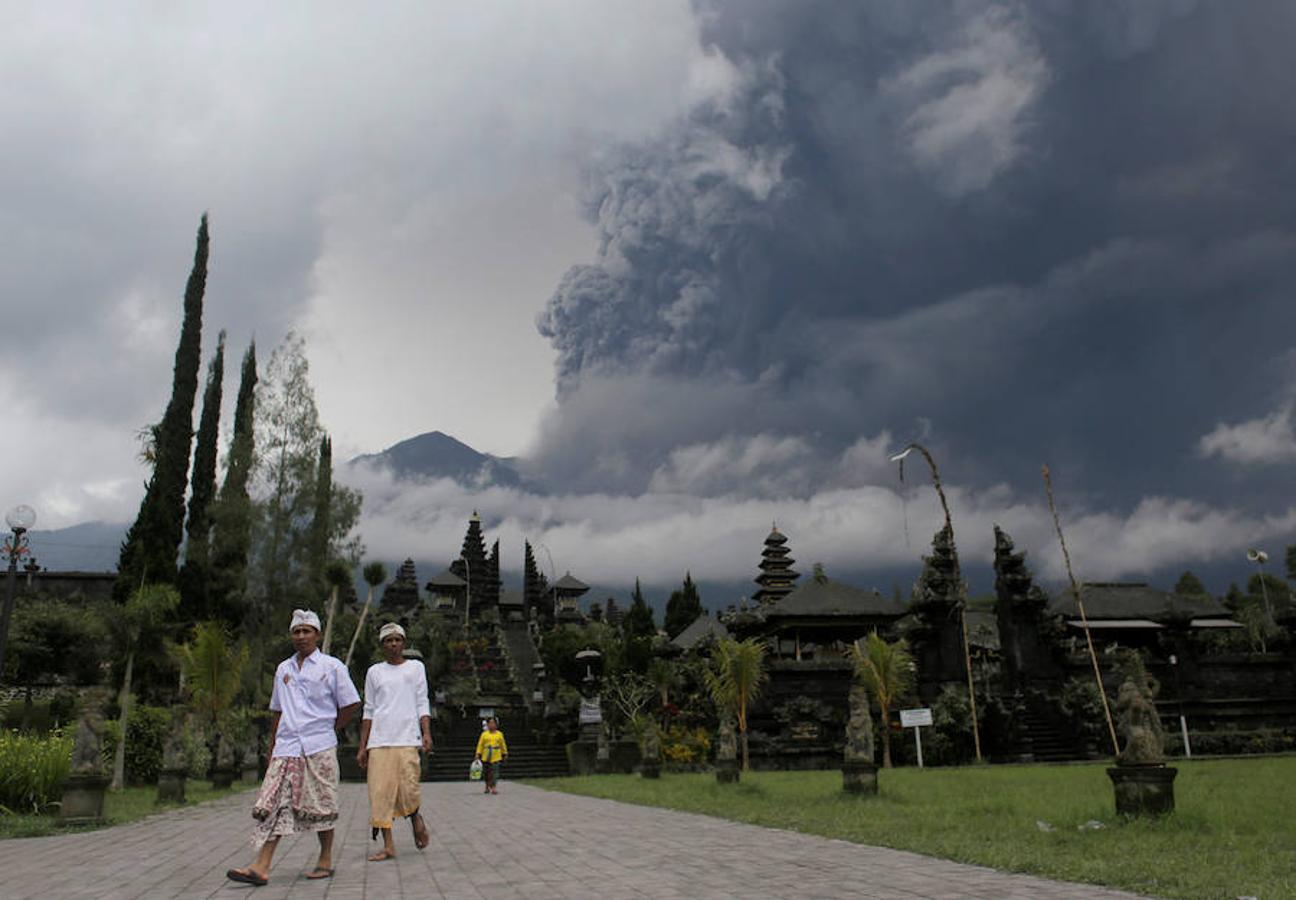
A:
226;868;268;886
305;867;335;880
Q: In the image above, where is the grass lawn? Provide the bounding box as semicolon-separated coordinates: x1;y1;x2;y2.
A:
533;758;1296;900
0;779;251;839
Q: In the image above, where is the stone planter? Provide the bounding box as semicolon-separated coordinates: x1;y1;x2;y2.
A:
715;758;740;784
241;765;261;783
60;773;109;826
156;768;187;805
841;759;878;796
1107;764;1177;817
566;740;597;775
210;767;237;789
640;758;661;779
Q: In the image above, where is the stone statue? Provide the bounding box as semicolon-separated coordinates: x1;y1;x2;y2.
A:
215;732;236;770
1113;653;1164;766
641;725;661;761
160;711;188;772
844;684;875;763
71;694;108;775
716;714;737;762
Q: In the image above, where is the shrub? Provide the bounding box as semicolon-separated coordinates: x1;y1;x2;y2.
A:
1169;728;1296;757
661;725;711;769
101;704;170;785
926;685;975;766
1058;677;1106;751
0;729;72;813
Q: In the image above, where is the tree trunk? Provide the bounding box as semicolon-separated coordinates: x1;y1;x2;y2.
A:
344;585;374;669
322;585;339;655
111;650;135;790
739;704;749;771
880;702;892;768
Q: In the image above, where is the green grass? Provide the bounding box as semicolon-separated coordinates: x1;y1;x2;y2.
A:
0;780;251;839
533;759;1296;900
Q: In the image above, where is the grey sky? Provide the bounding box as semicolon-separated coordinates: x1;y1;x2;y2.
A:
5;1;1296;593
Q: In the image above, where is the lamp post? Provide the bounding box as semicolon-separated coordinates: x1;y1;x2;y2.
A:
889;445;982;763
1;504;37;681
1169;654;1191;759
1246;549;1273;624
458;555;472;631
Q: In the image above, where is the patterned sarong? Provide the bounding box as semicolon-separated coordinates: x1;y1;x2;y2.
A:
367;746;421;828
250;746;339;847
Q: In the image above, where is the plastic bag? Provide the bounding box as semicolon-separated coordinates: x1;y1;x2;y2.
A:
469;759;483;781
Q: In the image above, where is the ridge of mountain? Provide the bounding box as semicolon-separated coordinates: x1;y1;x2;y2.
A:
348;430;528;488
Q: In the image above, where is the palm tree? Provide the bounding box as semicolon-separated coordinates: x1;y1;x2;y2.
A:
321;560;352;655
703;638;768;771
177;620;250;730
345;561;388;669
850;631;914;768
110;583;180;789
646;658;679;728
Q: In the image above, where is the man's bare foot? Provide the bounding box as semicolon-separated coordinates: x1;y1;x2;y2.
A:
367;849;396;862
410;813;429;850
305;866;334;879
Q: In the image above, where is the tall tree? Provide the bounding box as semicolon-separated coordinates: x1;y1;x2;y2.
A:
305;434;333;602
209;341;257;630
703;638;768;771
1173;570;1209;598
179;331;226;619
664;572;703;638
623;579;656;639
851;631;914;768
115;215;209;601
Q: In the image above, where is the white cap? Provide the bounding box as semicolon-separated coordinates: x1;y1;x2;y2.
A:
290;609;322;633
379;622;406;641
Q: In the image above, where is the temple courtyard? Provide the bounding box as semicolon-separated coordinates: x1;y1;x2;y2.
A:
0;782;1145;900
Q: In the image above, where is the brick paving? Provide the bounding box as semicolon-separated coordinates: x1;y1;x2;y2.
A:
0;781;1148;899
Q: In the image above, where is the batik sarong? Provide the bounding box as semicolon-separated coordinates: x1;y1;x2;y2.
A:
250;746;339;847
367;746;421;828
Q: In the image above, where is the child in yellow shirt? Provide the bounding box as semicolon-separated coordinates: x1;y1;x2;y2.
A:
474;717;508;795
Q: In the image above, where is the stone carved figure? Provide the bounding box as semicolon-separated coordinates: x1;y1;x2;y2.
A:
71;694;108;775
1113;652;1164;766
844;684;875;763
215;732;237;770
161;710;188;772
641;725;661;761
716;714;737;762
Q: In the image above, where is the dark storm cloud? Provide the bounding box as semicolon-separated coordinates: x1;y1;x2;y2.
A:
533;0;1296;515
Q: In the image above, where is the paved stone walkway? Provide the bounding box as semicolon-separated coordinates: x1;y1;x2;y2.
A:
0;782;1148;899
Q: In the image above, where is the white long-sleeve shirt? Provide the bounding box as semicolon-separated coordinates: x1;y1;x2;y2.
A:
362;659;431;748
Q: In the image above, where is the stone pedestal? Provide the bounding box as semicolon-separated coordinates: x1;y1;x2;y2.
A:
640;758;661;779
566;740;598;775
156;768;187;805
842;759;878;796
1107;765;1177;817
715;758;740;784
241;765;260;783
60;773;109;826
210;768;236;789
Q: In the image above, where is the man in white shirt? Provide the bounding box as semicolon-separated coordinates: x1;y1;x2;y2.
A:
357;622;432;860
226;609;361;886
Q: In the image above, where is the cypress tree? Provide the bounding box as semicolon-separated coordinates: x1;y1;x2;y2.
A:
306;435;333;602
179;331;225;619
115;214;209;601
664;572;703;638
210;341;257;629
624;578;656;639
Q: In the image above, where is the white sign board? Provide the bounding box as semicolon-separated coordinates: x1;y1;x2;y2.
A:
900;707;933;728
578;697;603;724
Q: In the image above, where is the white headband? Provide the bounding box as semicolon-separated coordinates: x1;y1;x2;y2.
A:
290;609;321;633
379;622;406;641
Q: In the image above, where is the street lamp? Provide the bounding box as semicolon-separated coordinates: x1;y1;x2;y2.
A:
889;445;983;763
1246;549;1273;623
458;555;472;631
0;504;37;681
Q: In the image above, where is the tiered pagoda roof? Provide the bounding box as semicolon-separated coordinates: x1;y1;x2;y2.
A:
381;558;421;615
754;524;800;606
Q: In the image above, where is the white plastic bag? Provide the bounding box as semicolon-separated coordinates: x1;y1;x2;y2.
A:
469;759;483;781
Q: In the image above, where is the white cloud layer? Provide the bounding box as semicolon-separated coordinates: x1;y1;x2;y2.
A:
1198;403;1296;465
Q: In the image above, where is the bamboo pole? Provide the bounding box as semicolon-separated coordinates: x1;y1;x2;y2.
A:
1042;464;1119;756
